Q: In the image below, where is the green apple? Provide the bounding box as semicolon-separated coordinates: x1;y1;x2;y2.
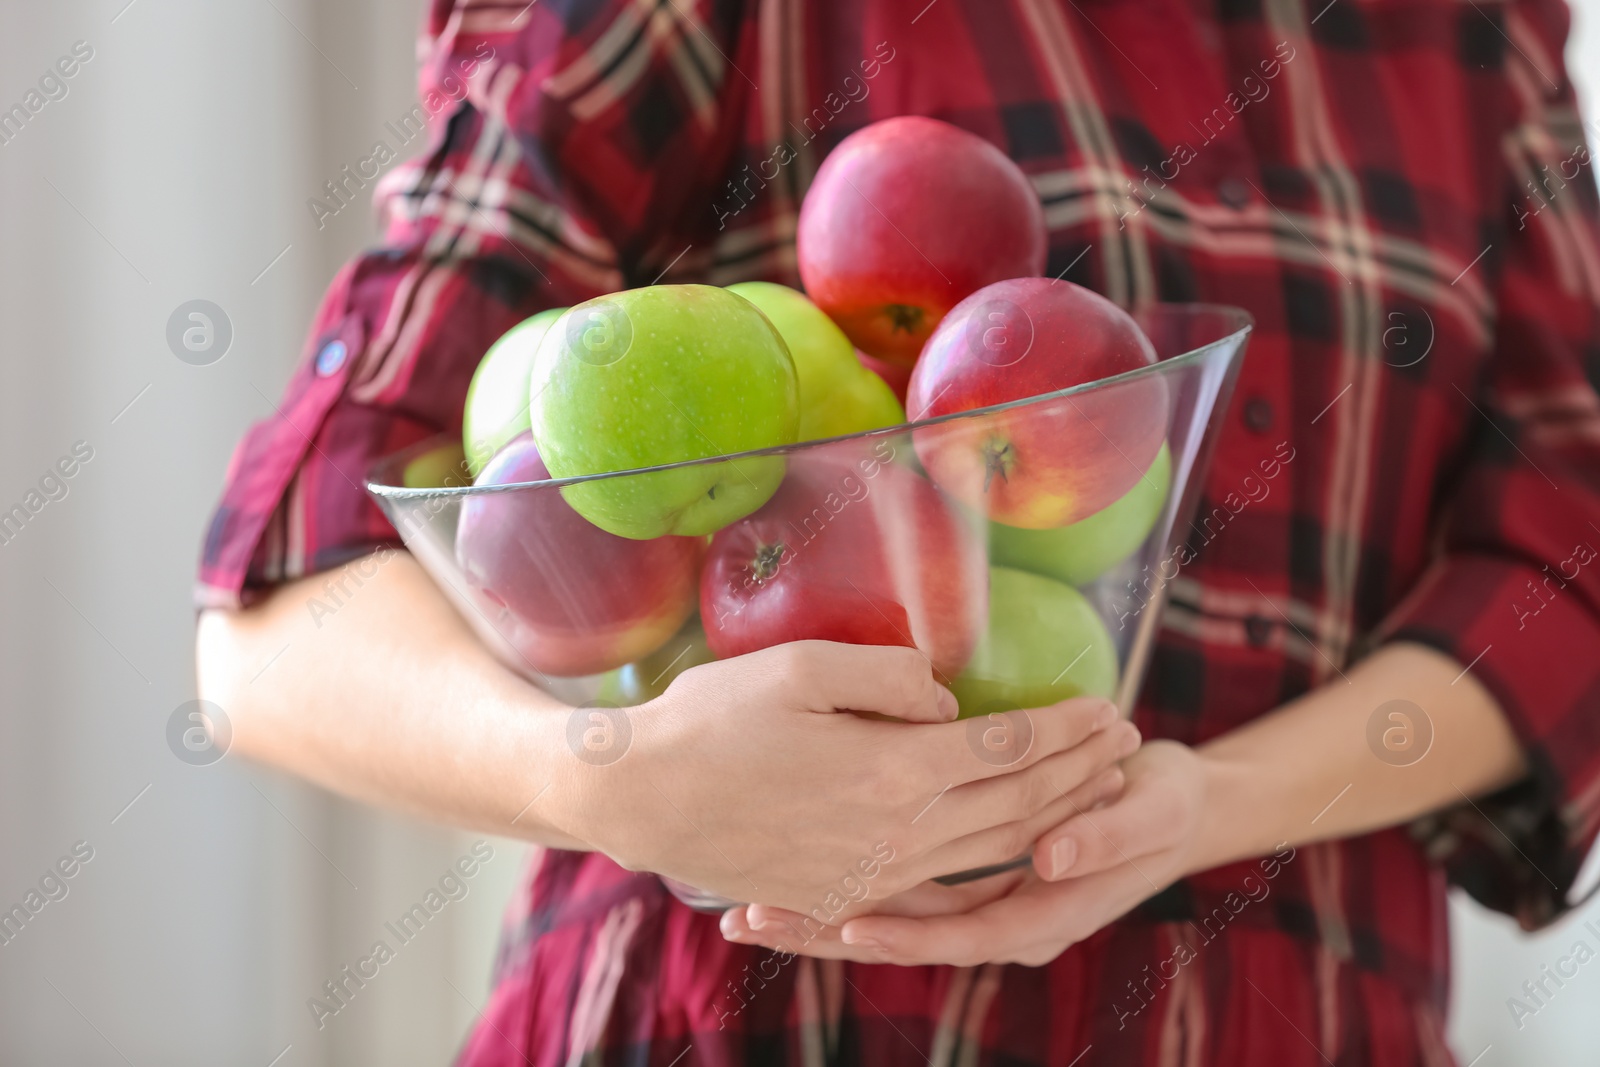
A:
596;617;715;705
402;442;470;488
463;307;567;475
951;566;1119;716
989;442;1171;587
530;285;800;539
726;281;904;440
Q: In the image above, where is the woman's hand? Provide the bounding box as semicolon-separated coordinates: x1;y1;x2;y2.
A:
722;637;1534;967
720;740;1203;966
566;640;1140;917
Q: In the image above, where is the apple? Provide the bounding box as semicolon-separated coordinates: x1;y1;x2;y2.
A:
989;442;1172;587
402;441;471;489
700;443;988;681
856;348;911;406
463;307;566;476
529;285;799;539
726;281;904;440
951;566;1119;716
797;116;1047;367
906;277;1168;529
455;433;704;677
596;617;715;705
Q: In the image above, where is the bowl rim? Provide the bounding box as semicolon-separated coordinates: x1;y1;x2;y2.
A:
367;302;1254;501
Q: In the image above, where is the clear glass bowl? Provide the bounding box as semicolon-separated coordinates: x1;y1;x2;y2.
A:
367;303;1252;911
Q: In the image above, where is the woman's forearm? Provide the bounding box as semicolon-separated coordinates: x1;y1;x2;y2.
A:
196;551;592;848
197;552;1144;913
1192;641;1527;872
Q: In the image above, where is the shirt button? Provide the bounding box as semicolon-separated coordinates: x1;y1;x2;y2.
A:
1218;177;1253;210
1243;397;1274;433
1244;615;1274;647
315;339;348;376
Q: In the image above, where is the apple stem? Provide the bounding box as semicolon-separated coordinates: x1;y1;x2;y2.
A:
885;304;924;335
982;441;1014;492
751;542;785;581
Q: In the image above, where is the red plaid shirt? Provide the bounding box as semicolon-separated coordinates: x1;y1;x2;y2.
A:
200;0;1600;1062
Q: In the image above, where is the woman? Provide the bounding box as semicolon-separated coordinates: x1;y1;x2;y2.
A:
196;0;1600;1062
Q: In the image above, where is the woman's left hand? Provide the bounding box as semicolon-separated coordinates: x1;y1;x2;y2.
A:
720;740;1211;967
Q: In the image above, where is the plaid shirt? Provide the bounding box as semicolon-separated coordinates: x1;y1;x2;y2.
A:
199;0;1600;1062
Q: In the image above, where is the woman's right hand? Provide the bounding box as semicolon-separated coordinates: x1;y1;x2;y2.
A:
556;640;1139;917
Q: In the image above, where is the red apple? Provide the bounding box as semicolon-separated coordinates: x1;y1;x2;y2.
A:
456;433;703;677
906;277;1168;529
797;116;1046;367
700;443;988;681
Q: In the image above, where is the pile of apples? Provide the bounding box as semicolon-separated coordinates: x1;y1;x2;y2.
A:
453;117;1172;715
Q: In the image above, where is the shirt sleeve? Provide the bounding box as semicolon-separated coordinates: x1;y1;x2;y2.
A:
1378;0;1600;929
197;0;752;608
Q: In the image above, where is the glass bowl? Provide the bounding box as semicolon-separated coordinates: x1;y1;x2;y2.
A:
367;303;1251;910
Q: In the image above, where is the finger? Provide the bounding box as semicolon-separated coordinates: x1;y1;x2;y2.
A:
914;764;1125;884
1032;774;1185;882
735;904;856;947
762;641;958;723
1023;765;1126;837
739;899;870;939
844;862;1156;967
938;697;1120;786
746;903;806;929
746;868;1029;931
839;880;1075;967
721;906;885;962
938;721;1138;842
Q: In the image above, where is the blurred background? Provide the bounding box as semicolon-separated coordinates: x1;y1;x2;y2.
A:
0;1;1595;1063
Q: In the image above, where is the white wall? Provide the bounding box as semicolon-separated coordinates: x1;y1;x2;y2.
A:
0;1;1594;1064
0;2;518;1065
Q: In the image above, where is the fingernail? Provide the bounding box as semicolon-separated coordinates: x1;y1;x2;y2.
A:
1049;836;1077;879
842;933;885;953
936;686;960;720
1116;724;1141;758
1096;769;1124;803
719;910;746;939
1095;702;1118;730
